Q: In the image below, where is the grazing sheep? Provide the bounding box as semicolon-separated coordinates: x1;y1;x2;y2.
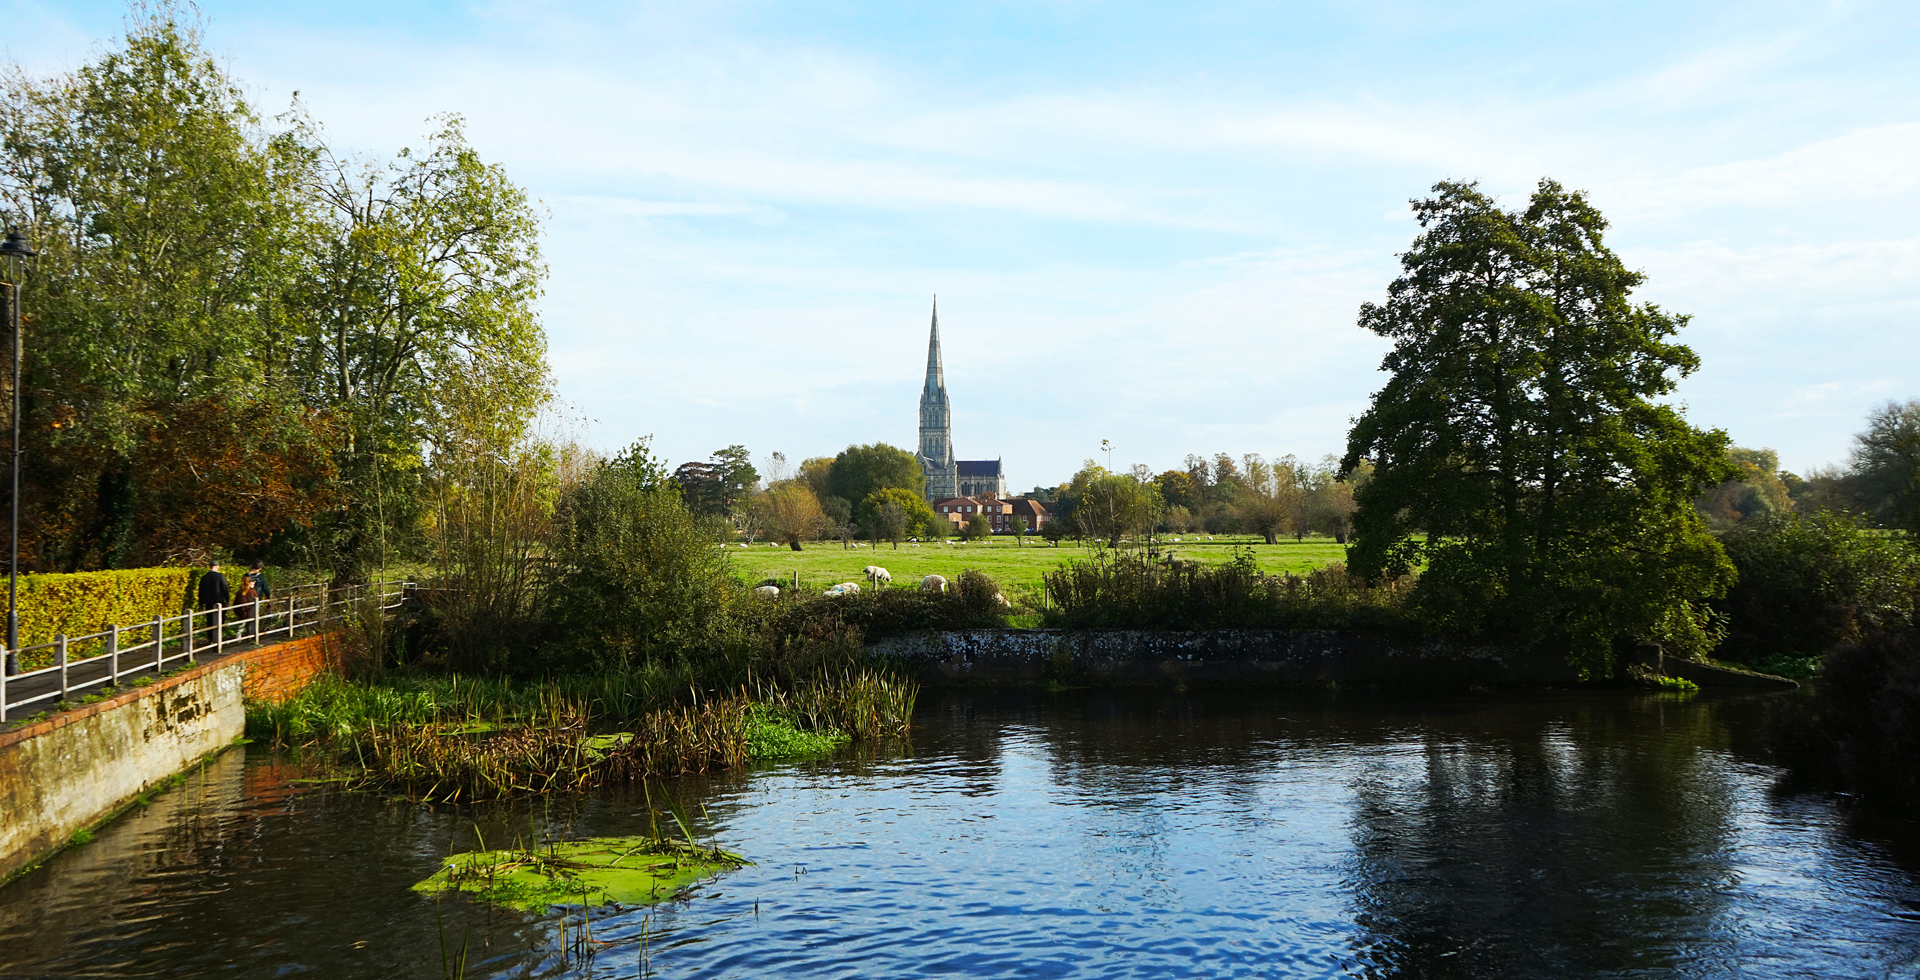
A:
921;574;947;593
994;592;1012;609
754;585;780;598
864;565;892;587
824;582;861;596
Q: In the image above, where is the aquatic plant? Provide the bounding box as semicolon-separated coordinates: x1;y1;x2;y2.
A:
415;836;748;912
248;665;917;801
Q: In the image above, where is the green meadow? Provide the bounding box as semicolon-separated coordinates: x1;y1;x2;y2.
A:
726;533;1350;597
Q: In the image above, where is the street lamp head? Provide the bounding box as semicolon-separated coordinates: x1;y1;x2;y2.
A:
0;228;34;259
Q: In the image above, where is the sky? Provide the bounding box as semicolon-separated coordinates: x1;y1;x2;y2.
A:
13;0;1920;488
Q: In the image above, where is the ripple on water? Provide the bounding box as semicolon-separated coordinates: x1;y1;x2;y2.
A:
1;690;1917;979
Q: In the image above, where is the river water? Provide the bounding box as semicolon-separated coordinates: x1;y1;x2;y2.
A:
3;689;1918;979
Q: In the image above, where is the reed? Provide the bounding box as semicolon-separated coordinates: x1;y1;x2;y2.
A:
249;665;916;802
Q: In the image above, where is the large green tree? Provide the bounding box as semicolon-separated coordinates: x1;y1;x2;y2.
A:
1342;179;1736;674
285;114;548;582
826;443;924;509
1850;399;1920;531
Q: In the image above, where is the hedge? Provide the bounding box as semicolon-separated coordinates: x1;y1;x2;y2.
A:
9;567;203;670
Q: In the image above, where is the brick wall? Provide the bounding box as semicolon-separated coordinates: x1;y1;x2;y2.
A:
239;633;346;703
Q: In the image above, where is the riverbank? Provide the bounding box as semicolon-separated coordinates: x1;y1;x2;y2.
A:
871;628;1800;691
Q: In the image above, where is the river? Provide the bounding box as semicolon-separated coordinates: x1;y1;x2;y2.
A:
2;689;1917;978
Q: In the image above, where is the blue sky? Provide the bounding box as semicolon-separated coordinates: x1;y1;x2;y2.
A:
15;1;1920;487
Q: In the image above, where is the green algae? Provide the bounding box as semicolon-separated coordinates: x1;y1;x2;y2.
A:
414;837;748;912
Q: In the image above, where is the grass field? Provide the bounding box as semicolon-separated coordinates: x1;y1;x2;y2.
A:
725;533;1350;598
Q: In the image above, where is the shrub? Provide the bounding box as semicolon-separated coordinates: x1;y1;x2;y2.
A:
1041;550;1415;631
11;567;199;670
1717;512;1920;662
1766;630;1920;815
742;570;1010;682
539;442;741;673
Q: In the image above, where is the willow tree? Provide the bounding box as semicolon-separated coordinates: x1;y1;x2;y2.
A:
1342;179;1735;675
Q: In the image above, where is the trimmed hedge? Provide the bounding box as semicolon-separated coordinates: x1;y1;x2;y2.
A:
11;567;201;669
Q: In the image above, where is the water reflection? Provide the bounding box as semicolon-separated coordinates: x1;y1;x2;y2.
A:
0;690;1916;978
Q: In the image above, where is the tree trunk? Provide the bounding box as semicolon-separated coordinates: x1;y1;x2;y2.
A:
1264;530;1278;545
788;539;802;551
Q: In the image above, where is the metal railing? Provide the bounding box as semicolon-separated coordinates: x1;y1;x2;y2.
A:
0;580;409;723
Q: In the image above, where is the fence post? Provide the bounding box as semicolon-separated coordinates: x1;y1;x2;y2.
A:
109;624;120;687
214;607;224;659
154;617;164;673
1;653;7;722
57;634;68;701
251;595;261;643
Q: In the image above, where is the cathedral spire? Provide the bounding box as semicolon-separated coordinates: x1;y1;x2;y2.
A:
917;295;956;500
924;295;946;395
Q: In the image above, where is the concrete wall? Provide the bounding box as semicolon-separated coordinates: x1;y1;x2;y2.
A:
870;628;1592;688
0;633;343;882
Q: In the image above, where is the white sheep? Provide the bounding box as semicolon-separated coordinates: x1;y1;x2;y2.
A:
921;574;947;593
864;565;892;587
994;592;1012;609
754;585;780;598
824;582;861;596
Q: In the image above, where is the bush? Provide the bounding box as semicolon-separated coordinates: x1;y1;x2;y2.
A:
11;567;199;669
1718;512;1920;662
539;442;742;673
743;570;1010;681
1766;630;1920;815
1041;549;1415;631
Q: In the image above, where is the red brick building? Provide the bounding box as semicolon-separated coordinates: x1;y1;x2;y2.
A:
933;496;1049;534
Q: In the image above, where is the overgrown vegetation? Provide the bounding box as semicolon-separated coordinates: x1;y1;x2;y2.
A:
1766;630;1920;816
1041;549;1416;631
1716;512;1919;664
247;665;918;802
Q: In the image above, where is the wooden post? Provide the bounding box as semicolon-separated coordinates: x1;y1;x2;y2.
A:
250;595;260;643
214;606;223;659
153;617;164;672
109;624;120;687
57;633;68;700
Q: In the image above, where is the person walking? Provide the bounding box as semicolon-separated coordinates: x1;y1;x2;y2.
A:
197;563;230;650
242;562;272;638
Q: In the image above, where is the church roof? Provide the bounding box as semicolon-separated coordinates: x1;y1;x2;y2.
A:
956;459;1002;477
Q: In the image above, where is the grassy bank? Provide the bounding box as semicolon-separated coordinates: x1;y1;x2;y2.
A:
731;534;1349;596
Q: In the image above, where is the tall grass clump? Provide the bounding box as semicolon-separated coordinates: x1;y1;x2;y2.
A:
1042;549;1415;630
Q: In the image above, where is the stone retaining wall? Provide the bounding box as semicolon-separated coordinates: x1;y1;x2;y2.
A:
869;628;1590;688
0;633;342;882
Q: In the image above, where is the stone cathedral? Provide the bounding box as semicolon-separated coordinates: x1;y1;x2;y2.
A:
917;299;1006;502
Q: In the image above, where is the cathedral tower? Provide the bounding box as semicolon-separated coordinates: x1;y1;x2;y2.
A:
917;298;958;500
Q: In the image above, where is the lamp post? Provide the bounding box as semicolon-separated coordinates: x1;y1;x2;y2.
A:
2;227;35;676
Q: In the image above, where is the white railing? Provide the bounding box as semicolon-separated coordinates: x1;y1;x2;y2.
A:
0;580;409;723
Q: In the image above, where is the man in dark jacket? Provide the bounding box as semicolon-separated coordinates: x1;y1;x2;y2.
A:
198;564;230;611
